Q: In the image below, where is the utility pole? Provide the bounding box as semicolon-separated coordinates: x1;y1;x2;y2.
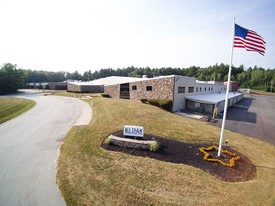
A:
271;81;273;93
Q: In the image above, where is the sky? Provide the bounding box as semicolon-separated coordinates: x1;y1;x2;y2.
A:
0;0;274;74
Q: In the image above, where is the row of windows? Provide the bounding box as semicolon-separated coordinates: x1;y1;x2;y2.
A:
132;85;226;93
178;86;226;93
132;85;152;91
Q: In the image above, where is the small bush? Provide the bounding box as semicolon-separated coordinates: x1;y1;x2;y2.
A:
149;141;160;152
159;100;173;110
104;137;112;145
147;99;173;111
140;98;148;103
147;99;160;107
101;93;110;98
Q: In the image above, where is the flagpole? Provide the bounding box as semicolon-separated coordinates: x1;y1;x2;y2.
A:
217;18;235;157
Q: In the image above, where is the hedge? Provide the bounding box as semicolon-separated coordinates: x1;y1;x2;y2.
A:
141;99;173;111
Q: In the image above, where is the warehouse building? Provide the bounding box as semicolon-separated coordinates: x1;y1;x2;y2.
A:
67;82;103;93
67;76;141;93
104;75;243;114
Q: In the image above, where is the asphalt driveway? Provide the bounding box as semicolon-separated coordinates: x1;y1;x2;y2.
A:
210;94;275;146
0;93;92;206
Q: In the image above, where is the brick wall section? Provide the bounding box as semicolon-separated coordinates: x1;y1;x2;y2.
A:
104;84;120;98
80;85;103;93
67;83;81;92
129;76;174;101
67;83;103;93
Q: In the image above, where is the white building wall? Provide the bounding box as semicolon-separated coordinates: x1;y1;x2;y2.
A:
173;76;197;111
172;75;227;112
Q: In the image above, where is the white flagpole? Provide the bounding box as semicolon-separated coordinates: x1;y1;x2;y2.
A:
217;18;235;157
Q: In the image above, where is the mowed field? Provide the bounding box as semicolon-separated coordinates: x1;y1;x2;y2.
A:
57;96;275;206
0;97;35;124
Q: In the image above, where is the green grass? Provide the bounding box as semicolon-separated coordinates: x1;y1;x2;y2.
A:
41;89;101;98
0;97;35;124
57;97;275;206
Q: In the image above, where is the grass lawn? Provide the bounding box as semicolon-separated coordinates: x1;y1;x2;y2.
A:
0;97;35;124
57;96;275;206
39;89;101;98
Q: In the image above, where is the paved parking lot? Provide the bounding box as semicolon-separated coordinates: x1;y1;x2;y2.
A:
210;94;275;146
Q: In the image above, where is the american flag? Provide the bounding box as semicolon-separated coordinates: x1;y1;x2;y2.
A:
234;24;266;56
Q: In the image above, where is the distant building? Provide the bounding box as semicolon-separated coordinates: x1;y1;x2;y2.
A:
224;81;239;92
47;82;67;90
67;76;142;93
26;82;67;90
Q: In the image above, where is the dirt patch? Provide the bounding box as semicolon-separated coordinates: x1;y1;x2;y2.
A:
101;131;256;182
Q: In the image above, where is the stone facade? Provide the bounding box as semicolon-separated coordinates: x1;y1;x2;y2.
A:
104;84;120;98
67;83;103;93
67;83;81;92
102;75;241;113
81;85;103;93
129;76;174;101
108;135;156;150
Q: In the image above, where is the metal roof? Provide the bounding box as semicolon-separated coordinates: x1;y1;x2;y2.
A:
185;92;242;104
68;76;143;86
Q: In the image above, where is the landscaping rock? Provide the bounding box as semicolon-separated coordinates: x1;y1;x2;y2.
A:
108;135;156;150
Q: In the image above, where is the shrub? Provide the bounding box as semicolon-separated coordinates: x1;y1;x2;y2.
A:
149;141;160;152
140;98;148;103
147;99;160;107
158;100;173;110
147;99;173;111
101;93;110;98
104;137;112;145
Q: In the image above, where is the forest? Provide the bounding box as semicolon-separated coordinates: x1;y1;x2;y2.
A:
1;63;275;94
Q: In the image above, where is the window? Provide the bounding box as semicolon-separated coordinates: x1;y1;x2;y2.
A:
188;87;194;93
196;87;198;92
178;87;185;93
146;86;152;91
204;87;207;91
132;85;137;90
200;87;202;92
211;87;213;91
208;87;210;91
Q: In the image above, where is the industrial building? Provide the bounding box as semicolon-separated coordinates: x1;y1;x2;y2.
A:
67;76;141;93
67;75;243;114
104;75;243;114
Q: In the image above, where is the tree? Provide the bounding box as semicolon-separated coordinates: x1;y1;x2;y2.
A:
83;70;92;81
250;68;265;87
67;70;82;81
0;63;26;94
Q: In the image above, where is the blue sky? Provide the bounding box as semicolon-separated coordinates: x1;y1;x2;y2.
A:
0;0;274;73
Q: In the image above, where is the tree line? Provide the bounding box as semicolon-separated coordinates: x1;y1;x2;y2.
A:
1;63;275;94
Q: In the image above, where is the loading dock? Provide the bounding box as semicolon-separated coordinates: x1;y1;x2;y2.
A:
185;92;243;114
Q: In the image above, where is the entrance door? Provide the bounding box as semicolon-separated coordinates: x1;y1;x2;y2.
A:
120;83;130;99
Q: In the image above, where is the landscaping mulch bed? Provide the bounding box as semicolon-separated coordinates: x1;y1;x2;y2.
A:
101;131;256;182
